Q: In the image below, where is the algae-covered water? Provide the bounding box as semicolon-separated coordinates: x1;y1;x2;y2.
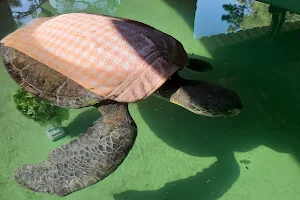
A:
1;0;300;199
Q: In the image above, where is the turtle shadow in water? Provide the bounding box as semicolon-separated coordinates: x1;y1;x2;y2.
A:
113;75;300;200
112;96;249;200
113;33;300;198
115;149;239;200
113;0;300;199
65;108;101;138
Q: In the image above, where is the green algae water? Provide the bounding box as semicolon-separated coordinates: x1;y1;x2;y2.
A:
1;0;300;199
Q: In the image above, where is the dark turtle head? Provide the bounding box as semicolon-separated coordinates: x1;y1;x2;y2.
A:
157;76;243;117
171;81;243;117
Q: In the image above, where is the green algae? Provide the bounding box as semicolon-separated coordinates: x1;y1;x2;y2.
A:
12;88;69;127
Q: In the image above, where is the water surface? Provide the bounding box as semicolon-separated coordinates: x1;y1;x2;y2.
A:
1;0;300;200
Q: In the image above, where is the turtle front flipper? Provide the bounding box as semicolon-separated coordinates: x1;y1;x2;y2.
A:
14;101;137;196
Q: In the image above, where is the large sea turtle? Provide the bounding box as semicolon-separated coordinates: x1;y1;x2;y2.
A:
0;13;243;196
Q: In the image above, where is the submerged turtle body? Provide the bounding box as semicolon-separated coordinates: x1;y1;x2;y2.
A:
0;13;243;197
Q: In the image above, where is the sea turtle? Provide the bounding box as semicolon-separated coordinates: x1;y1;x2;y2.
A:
0;13;243;196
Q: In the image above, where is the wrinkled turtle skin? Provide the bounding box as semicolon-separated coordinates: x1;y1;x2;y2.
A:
0;15;243;197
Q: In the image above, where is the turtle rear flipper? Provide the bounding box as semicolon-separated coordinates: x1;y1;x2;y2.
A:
13;102;137;196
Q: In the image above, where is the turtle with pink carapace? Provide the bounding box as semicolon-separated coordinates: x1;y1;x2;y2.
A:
0;13;242;196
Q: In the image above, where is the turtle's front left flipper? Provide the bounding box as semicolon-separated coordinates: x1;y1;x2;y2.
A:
13;102;137;196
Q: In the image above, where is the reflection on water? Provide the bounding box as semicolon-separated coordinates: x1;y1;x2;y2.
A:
49;0;120;15
0;0;121;37
5;0;299;42
194;0;300;38
9;0;44;25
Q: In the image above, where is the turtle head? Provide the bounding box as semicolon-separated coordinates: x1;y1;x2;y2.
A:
157;76;243;117
169;81;243;117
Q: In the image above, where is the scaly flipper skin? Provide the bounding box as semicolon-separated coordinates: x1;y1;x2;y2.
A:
13;102;137;196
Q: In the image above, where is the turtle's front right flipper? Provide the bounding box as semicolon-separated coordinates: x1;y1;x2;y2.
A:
13;102;137;196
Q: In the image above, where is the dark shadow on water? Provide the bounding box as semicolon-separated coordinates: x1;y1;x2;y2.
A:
114;1;300;200
65;108;101;138
114;34;300;198
114;29;300;200
115;150;239;200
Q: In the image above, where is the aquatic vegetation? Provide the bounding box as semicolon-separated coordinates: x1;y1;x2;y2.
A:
12;88;69;126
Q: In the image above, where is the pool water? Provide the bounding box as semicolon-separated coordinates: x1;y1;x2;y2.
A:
1;0;300;199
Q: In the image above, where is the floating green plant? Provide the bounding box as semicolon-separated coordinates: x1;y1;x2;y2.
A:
12;88;69;127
